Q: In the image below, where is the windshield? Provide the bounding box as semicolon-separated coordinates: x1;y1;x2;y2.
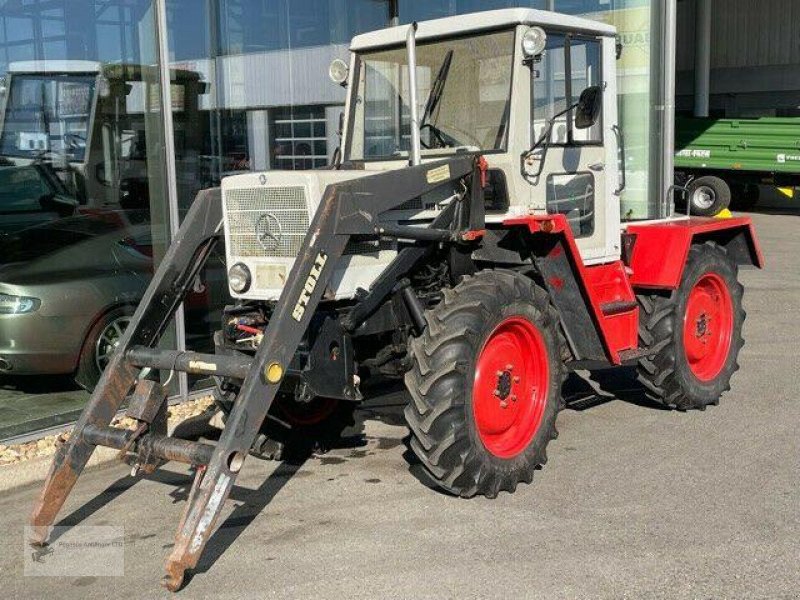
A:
0;74;96;162
348;29;515;161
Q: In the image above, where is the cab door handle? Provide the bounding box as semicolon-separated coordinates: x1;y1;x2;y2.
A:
588;162;605;172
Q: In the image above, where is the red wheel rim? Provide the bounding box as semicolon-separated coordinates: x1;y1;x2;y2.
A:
683;273;734;382
277;396;339;427
472;316;550;459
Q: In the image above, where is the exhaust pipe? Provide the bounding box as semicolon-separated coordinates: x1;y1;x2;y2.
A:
406;22;421;167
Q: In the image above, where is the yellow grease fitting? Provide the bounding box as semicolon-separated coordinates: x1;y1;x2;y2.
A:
265;362;284;383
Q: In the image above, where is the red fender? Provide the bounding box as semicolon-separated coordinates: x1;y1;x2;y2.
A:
504;214;637;364
502;214;763;365
624;216;764;289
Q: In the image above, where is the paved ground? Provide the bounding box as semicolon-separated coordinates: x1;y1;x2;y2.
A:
0;210;798;599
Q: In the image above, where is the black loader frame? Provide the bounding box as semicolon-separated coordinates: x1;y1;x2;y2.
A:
29;154;487;591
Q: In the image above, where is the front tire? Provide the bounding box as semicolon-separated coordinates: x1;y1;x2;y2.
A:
636;242;745;410
215;380;357;460
404;270;565;498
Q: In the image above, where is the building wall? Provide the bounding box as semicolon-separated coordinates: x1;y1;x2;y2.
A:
676;0;800;116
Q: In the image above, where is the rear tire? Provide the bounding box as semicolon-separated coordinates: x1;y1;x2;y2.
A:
404;269;565;498
636;242;744;410
687;176;731;216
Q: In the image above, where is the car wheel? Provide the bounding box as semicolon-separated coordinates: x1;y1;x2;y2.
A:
75;306;134;391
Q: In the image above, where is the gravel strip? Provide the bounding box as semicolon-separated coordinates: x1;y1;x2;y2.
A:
0;396;215;467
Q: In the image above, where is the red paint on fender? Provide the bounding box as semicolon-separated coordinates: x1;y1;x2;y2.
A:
501;213;762;365
504;214;636;363
625;217;763;289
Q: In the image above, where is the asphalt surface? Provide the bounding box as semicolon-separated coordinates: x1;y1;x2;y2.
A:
0;210;798;599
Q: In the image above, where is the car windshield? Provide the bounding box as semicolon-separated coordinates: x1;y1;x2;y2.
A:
0;74;96;162
348;29;515;161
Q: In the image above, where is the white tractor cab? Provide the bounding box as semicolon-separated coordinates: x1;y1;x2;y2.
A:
0;61;205;233
346;9;620;264
222;9;621;303
31;11;763;590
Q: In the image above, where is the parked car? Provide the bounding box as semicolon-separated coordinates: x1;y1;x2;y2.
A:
0;210;157;390
0;162;80;235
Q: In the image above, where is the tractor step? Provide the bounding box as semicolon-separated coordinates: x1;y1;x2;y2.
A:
127;346;253;380
600;300;638;316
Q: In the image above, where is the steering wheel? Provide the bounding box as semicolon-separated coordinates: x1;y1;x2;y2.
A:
419;123;452;149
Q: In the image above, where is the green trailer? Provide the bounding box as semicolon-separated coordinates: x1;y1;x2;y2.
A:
674;116;800;215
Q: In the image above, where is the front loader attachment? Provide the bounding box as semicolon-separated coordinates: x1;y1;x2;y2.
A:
29;155;485;591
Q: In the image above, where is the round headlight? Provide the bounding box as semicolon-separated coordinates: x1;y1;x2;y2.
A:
522;27;547;58
329;58;349;85
228;263;251;294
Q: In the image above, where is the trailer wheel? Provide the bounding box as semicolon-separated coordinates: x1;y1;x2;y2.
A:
687;176;731;216
404;269;565;498
636;242;744;410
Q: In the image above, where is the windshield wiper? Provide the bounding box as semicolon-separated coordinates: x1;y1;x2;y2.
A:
419;50;454;148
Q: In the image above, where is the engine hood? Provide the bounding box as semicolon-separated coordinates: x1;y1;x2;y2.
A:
221;168;374;212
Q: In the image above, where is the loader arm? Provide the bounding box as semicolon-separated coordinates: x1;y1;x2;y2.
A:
29;154;483;591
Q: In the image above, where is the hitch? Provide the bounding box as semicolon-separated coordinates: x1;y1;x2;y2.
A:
29;155;486;591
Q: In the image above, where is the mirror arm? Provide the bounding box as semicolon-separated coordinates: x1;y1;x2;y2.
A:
524;99;580;179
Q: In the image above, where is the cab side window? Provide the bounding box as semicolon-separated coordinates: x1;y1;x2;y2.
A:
532;34;602;146
569;38;602;143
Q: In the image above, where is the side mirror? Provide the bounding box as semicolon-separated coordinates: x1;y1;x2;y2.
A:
574;85;602;130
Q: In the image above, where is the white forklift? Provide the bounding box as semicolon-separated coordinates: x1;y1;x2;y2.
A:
31;9;762;591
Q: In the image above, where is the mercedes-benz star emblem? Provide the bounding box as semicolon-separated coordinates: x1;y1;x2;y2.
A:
255;212;283;252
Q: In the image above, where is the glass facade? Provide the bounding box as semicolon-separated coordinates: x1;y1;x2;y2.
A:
0;0;670;438
0;1;174;438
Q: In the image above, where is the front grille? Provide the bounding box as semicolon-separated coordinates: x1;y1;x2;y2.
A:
224;186;309;258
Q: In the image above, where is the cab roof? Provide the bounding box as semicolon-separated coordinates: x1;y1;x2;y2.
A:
350;8;616;52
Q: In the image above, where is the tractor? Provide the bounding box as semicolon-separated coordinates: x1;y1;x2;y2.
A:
29;8;763;591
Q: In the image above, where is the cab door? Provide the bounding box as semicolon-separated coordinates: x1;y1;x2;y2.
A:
527;32;620;264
